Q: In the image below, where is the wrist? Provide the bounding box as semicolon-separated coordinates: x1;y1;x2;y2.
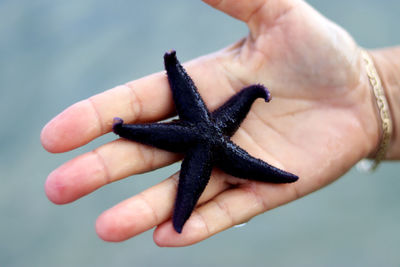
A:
369;47;400;159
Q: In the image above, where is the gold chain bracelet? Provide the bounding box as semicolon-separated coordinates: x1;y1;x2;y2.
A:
357;49;393;172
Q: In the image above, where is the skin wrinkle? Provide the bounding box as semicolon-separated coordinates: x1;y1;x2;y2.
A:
248;2;295;42
235;124;283;165
197;56;239;112
124;83;143;124
213;173;232;196
170;173;180;189
92;149;112;185
135;141;156;172
290;181;302;200
88;97;105;135
216;40;263;91
222;173;250;187
215;52;248;94
255;93;366;162
243;1;267;24
248;49;269;76
231;39;247;64
344;87;377;157
191;210;211;236
208;198;235;228
137;192;160;227
271;101;315;118
240;182;269;213
148;143;158;171
311;92;373;159
224;37;247;54
229;35;267;79
244;110;303;160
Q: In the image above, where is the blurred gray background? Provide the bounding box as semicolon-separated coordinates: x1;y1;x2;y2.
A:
1;0;399;266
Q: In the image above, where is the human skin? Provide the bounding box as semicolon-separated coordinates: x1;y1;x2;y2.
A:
41;0;400;247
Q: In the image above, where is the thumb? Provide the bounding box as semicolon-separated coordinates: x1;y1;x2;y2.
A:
202;0;297;34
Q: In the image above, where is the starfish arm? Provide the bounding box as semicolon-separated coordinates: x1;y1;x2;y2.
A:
173;143;213;233
215;140;298;183
164;50;210;123
112;118;196;153
212;84;271;136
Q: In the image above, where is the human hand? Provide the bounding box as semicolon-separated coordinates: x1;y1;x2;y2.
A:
41;0;379;246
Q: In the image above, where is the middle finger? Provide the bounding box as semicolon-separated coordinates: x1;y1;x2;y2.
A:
45;139;180;204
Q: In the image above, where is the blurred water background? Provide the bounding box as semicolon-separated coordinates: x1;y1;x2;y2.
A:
1;0;399;266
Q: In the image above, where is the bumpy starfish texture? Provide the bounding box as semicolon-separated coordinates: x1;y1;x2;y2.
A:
113;51;298;233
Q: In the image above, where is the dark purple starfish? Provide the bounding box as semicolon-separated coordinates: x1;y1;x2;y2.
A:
113;51;298;233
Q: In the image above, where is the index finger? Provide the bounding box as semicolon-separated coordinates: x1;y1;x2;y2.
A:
40;72;173;153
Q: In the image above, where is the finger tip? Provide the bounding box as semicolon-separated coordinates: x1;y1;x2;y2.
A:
44;170;68;205
95;211;132;242
44;154;101;205
153;215;207;247
153;222;179;247
40;121;60;153
95;213;113;242
41;100;98;153
41;119;74;154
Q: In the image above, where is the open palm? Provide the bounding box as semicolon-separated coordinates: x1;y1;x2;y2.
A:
41;0;378;246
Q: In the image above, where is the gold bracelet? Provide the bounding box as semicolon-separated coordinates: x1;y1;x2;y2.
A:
357;49;393;172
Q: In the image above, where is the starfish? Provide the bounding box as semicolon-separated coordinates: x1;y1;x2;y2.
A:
113;51;298;233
